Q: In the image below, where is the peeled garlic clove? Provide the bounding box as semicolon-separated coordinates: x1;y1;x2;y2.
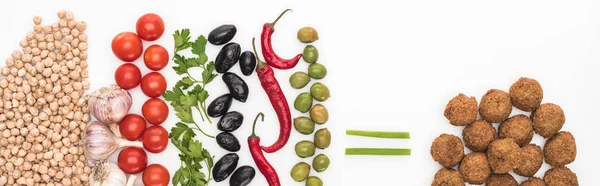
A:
88;84;132;124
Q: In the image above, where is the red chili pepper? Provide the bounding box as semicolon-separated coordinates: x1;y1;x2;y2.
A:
248;112;281;186
252;38;292;153
261;9;302;70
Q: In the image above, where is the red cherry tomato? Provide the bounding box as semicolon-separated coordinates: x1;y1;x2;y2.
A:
142;98;169;125
140;72;167;98
119;114;147;141
143;45;169;71
142;164;170;186
112;32;143;62
142;126;168;153
136;13;165;41
117;147;147;174
114;63;142;89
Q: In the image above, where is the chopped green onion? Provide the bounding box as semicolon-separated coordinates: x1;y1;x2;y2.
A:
345;148;411;156
346;130;410;139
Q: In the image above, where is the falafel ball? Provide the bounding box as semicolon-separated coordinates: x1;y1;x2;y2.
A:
520;177;546;186
499;114;534;146
431;168;465;186
462;120;497;152
486;174;518;186
444;93;478;126
487;138;520;174
459;152;491;184
515;144;543;177
510;77;543;112
531;103;565;138
544;166;579;186
544;131;576;166
431;134;465;168
479;89;512;123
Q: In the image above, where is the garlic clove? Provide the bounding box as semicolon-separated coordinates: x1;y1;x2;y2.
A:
88;84;132;124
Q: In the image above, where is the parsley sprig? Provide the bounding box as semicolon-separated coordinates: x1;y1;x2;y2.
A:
164;29;217;186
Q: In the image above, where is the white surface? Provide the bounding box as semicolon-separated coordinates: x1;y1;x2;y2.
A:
1;0;599;185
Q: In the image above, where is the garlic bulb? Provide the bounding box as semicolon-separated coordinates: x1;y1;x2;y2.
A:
83;121;142;163
88;84;132;124
90;161;127;186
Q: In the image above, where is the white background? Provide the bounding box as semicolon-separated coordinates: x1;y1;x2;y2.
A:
1;0;599;185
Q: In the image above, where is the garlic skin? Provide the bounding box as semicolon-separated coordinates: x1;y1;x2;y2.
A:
88;84;132;124
83;121;142;163
90;161;127;186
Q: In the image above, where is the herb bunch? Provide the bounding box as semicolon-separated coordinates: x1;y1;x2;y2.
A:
164;29;218;186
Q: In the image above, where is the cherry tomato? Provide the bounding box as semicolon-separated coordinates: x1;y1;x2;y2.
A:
142;126;168;153
142;98;169;125
112;32;143;62
114;63;142;89
143;45;169;71
117;147;147;174
136;13;165;41
119;114;147;141
140;72;167;98
142;164;170;186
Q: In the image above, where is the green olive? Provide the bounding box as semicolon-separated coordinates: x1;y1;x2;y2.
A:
306;176;323;186
314;128;331;149
309;104;329;124
312;154;330;172
297;27;319;43
290;162;311;182
289;72;310;89
303;45;319;63
295;140;316;158
310;83;330;102
308;63;327;79
294;92;313;113
294;116;315;135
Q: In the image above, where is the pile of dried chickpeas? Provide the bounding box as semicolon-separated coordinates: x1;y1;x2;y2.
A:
0;10;91;186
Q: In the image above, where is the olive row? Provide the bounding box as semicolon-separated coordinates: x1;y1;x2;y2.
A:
206;25;256;186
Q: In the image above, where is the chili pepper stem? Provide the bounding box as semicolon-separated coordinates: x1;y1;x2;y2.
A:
268;9;293;28
251;112;265;137
252;38;266;69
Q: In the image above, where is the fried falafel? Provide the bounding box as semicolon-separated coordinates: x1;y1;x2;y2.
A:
487;139;520;174
531;103;565;138
459;152;491;184
431;168;465;186
499;114;534;146
445;93;478;126
462;120;497;152
544;166;578;186
520;177;546;186
515;144;543;177
544;131;576;167
479;89;512;123
431;134;465;168
487;174;518;186
510;77;543;112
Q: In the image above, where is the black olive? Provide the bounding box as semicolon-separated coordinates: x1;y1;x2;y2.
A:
215;43;241;73
238;51;256;76
229;165;256;186
208;24;237;45
213;153;239;182
217;111;244;132
222;72;249;102
216;132;240;152
207;94;233;118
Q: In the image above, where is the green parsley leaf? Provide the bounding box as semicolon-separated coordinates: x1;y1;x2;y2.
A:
197;90;209;103
174;105;194;123
176;77;195;90
174;29;193;53
202;61;217;85
191;35;207;56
